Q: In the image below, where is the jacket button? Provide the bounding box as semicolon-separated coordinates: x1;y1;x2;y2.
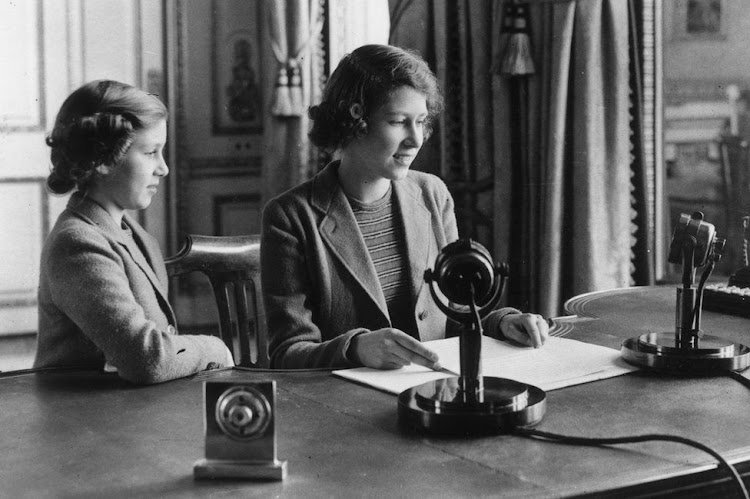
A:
418;310;428;320
167;325;176;335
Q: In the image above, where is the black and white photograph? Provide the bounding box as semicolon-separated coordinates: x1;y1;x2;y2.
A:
1;0;749;497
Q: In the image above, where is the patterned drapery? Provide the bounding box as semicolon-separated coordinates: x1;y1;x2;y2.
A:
389;0;654;316
263;0;326;204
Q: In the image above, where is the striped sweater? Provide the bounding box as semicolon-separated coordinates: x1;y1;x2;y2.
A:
348;187;417;337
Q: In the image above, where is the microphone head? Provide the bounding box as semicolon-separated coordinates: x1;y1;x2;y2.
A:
433;239;495;306
668;212;716;267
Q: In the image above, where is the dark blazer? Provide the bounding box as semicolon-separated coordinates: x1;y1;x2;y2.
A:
34;193;230;384
261;162;518;369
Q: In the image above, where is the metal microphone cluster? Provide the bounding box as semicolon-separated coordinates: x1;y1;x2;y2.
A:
621;212;750;373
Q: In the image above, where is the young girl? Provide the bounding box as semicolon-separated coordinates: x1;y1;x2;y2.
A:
34;80;233;384
261;44;549;369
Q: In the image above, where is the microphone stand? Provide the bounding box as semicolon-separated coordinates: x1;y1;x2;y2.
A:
398;239;546;435
676;237;699;349
621;217;750;373
458;286;484;402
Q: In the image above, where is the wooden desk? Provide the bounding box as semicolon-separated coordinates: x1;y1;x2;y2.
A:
2;286;749;498
564;285;750;349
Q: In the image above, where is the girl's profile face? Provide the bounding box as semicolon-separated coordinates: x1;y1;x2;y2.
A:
343;86;428;183
94;119;168;215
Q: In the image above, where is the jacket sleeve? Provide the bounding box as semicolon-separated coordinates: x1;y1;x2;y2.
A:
46;226;231;384
261;199;364;369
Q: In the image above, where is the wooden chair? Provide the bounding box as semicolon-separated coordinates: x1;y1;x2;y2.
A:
719;136;750;271
165;234;269;368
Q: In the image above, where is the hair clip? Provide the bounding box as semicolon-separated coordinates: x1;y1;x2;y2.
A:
349;103;363;120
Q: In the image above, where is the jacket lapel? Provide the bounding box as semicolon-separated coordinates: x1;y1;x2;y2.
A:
123;214;170;297
67;195;176;325
313;163;389;319
393;179;435;305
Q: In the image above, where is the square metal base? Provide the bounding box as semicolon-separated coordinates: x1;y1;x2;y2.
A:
193;458;287;481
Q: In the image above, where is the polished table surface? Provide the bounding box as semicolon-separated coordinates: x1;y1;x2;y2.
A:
2;286;750;498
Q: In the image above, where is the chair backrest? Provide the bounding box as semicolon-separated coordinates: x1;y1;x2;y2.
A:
719;136;750;270
165;234;269;368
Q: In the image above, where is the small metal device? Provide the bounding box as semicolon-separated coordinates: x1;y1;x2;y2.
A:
398;238;546;435
621;212;750;373
193;381;287;480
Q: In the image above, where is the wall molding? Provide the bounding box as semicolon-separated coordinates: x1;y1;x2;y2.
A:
0;0;46;132
188;155;262;179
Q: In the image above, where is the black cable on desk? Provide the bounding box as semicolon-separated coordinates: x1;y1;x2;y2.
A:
514;427;749;499
728;370;750;392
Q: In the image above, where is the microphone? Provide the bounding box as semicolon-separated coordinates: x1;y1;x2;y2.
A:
424;239;506;318
398;238;546;435
423;239;507;392
621;212;749;373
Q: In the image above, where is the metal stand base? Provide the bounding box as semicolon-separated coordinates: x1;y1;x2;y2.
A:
193;458;287;481
622;332;750;374
398;376;546;435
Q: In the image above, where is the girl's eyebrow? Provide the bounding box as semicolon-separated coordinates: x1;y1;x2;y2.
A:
139;142;165;150
383;110;428;117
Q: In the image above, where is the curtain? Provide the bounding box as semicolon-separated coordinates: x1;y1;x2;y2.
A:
628;0;656;286
525;0;633;317
263;0;391;201
390;0;506;257
262;0;325;203
328;0;390;68
391;0;647;317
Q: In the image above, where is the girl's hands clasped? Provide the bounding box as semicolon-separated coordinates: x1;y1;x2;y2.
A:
350;328;441;370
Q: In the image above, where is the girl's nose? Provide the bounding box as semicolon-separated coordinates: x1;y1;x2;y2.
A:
405;121;424;148
156;155;169;176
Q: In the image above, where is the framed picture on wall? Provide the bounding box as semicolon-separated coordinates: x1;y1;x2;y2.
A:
672;0;726;41
213;194;261;236
212;0;263;135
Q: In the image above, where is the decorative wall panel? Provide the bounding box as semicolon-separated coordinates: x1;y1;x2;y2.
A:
0;0;43;130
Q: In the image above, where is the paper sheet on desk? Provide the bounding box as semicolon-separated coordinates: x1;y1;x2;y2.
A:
333;336;638;395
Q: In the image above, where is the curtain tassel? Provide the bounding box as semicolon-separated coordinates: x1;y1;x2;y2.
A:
271;61;305;118
498;3;535;77
287;60;305;116
269;16;323;119
271;65;294;117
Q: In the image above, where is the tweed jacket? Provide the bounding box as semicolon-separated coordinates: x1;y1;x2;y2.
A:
261;162;519;369
34;193;230;384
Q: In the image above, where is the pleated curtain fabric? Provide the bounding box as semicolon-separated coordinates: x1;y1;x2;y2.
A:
263;0;325;204
390;0;642;317
527;0;634;317
390;0;504;263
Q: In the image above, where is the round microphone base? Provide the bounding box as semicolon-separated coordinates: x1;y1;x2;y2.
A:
398;376;546;435
621;332;750;373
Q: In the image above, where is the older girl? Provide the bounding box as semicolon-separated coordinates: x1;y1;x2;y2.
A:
261;45;548;369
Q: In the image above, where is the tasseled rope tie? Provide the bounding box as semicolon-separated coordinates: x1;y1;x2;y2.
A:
497;2;535;77
271;19;324;118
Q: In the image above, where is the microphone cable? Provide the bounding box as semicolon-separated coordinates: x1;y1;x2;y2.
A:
513;427;749;499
